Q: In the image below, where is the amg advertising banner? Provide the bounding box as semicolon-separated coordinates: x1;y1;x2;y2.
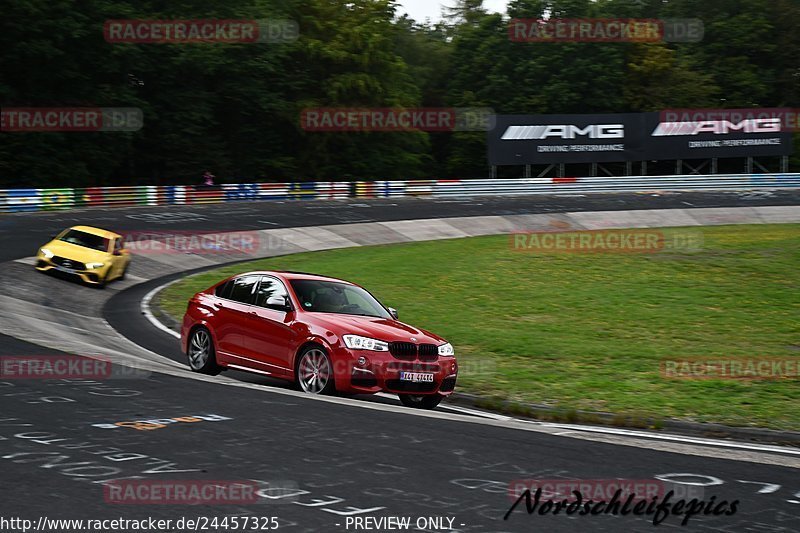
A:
488;114;645;165
488;113;793;165
643;112;793;159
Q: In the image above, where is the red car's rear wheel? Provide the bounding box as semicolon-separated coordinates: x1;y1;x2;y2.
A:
187;327;221;376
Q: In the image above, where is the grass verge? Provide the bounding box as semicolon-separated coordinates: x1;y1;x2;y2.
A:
157;224;800;431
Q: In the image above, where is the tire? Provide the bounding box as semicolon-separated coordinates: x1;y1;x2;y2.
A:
187;327;221;375
399;394;443;410
296;345;336;395
119;264;128;281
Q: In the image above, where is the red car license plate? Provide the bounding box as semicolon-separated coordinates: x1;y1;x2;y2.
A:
399;372;434;383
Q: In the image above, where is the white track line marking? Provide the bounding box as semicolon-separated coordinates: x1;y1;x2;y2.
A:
539;422;800;456
436;403;514;421
141;281;182;339
376;392;512;421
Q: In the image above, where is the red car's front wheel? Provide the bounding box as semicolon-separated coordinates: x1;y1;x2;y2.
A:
296;346;336;395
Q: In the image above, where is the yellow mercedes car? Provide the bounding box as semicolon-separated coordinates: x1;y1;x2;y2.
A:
36;225;131;288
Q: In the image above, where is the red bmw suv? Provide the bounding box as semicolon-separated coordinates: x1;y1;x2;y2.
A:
181;271;457;409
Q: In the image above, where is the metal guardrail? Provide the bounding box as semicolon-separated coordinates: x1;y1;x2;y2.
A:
432;174;800;197
1;174;798;213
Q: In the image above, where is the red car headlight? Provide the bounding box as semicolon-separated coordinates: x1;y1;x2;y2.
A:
438;343;455;356
343;335;389;352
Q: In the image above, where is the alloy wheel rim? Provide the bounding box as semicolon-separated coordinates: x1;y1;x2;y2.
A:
189;330;210;368
299;349;330;394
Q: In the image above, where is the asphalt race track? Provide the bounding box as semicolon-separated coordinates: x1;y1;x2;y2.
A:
2;191;800;533
3;332;800;533
3;190;799;263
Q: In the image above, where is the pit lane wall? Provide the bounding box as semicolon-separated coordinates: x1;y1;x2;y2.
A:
2;173;799;213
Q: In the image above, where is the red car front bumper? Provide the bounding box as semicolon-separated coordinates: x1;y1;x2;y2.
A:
331;347;458;396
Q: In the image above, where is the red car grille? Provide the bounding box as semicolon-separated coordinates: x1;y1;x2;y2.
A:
388;342;416;359
418;343;438;361
388;342;439;361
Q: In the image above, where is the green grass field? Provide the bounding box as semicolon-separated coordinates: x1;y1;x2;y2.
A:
158;224;800;430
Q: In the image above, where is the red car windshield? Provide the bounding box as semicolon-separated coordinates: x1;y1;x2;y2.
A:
290;279;391;319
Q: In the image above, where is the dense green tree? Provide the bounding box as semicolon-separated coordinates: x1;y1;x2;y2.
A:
0;0;797;186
